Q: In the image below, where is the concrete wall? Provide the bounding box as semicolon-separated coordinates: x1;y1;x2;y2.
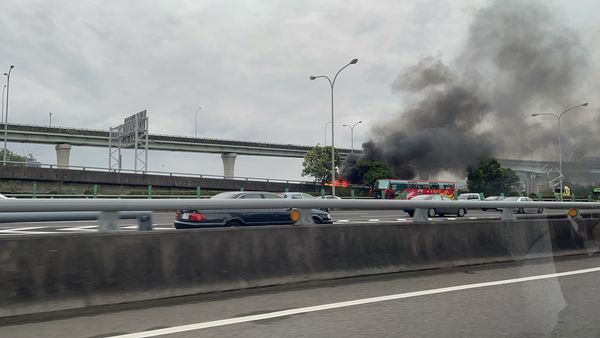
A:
1;218;598;318
0;166;320;194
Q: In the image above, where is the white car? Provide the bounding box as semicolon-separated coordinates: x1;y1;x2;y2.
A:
457;193;482;201
280;192;316;200
502;196;543;214
317;195;342;199
0;193;15;199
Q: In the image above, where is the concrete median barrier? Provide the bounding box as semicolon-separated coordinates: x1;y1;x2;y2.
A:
0;218;598;318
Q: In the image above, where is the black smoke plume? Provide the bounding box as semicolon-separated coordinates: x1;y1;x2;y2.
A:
341;0;591;181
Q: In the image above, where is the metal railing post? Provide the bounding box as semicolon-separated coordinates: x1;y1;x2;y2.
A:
93;184;98;199
147;185;152;199
351;189;355;199
32;182;37;198
196;186;201;199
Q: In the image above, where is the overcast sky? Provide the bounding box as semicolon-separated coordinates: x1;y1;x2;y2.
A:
1;0;598;180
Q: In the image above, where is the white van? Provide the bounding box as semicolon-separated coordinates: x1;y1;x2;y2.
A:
457;193;482;201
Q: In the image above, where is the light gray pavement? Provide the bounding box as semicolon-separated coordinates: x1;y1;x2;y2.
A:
2;255;600;337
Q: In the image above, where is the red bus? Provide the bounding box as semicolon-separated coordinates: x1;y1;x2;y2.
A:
370;179;457;200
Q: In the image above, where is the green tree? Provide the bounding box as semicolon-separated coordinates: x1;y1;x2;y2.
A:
466;158;520;196
357;160;395;187
302;146;341;184
0;149;26;165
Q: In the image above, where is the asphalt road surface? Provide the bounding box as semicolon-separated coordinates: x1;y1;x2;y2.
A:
2;255;600;337
0;209;568;236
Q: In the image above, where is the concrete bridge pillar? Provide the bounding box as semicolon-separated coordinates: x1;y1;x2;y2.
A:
55;143;71;169
221;153;237;179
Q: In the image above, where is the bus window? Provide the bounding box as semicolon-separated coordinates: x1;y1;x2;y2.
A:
408;182;418;189
376;180;390;189
391;182;409;191
418;182;429;189
430;182;440;189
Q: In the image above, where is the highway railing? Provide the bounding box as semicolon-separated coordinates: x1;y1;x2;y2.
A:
1;198;598;230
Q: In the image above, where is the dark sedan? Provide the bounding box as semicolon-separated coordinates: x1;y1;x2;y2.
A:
174;191;332;228
403;194;467;217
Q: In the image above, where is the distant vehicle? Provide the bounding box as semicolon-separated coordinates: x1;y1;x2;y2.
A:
501;196;543;214
371;179;456;200
0;194;15;199
457;193;482;201
403;194;467;218
280;192;316;200
317;195;342;199
174;191;332;229
482;196;504;211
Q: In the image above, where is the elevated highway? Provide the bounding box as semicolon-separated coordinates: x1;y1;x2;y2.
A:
1;123;355;177
3;123;600;187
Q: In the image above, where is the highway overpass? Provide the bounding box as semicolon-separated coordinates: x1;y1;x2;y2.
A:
3;123;600;189
1;123;355;178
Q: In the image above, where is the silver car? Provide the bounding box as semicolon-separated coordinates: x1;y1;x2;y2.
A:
403;194;467;217
502;196;543;214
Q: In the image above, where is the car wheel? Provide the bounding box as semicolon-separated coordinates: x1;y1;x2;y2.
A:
226;220;242;227
313;217;323;224
537;208;544;214
427;208;436;217
457;208;466;217
482;208;488;211
407;211;414;217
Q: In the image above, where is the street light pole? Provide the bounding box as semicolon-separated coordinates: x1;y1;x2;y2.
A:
323;121;331;146
342;120;362;152
310;58;358;197
49;112;53;127
1;84;6;126
194;106;201;138
531;102;588;200
527;146;541;196
3;65;14;165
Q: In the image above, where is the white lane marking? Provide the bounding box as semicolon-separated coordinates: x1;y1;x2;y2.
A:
469;217;477;220
337;220;350;223
446;218;457;221
368;219;380;222
57;225;98;231
397;218;409;221
107;266;600;338
0;226;56;235
0;220;98;226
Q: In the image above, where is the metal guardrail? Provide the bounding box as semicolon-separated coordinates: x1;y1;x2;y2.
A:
0;199;597;229
0;211;153;230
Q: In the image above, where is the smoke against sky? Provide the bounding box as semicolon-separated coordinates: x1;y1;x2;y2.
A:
345;0;596;180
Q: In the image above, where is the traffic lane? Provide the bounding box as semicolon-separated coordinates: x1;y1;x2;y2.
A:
0;210;569;236
2;255;599;337
0;208;569;228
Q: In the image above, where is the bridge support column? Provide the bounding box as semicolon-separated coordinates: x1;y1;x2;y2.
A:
221;153;237;179
55;143;71;169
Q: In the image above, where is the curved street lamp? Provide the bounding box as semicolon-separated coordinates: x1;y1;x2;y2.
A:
194;106;202;138
309;58;358;197
342;120;362;152
323;121;332;146
1;84;6;125
531;102;588;200
3;65;14;165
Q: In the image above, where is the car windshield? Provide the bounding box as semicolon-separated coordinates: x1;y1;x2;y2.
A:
210;192;240;199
